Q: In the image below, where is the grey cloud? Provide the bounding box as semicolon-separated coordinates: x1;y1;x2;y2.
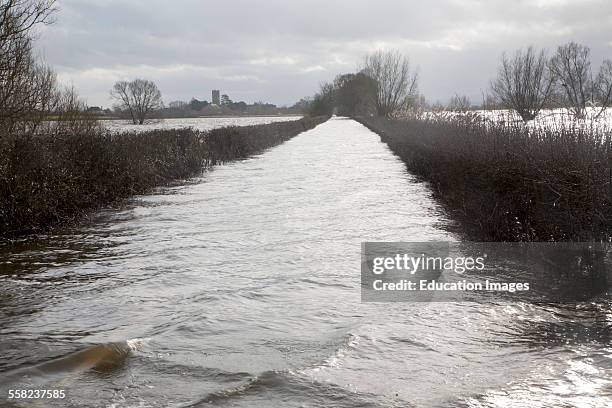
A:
38;0;612;107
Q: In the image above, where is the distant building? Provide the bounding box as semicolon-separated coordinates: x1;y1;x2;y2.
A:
212;90;220;105
86;106;104;115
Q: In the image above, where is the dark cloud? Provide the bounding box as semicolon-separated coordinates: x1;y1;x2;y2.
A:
37;0;612;107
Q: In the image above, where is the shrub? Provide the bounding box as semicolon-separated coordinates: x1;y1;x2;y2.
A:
358;115;611;242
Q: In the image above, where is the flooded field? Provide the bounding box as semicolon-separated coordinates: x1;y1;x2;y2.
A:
101;116;303;133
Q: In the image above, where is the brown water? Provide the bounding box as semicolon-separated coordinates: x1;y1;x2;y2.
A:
1;117;611;407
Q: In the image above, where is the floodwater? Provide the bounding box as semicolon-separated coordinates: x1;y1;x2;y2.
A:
0;117;610;407
101;115;303;133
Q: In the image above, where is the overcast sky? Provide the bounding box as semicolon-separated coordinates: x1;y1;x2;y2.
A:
37;0;612;108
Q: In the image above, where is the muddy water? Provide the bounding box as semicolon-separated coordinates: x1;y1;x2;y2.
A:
1;117;611;407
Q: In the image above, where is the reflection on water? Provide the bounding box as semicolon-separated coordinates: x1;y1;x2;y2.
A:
0;117;611;407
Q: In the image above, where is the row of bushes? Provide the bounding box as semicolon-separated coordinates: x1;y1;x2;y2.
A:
0;116;328;237
358;115;611;242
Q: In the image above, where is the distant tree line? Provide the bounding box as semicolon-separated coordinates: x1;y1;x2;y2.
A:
157;96;304;118
107;84;308;122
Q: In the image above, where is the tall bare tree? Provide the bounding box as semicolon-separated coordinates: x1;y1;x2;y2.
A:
549;42;595;119
110;79;163;124
594;59;612;119
0;0;58;132
490;47;553;122
363;50;418;117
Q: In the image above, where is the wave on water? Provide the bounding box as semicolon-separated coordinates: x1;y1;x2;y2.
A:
302;333;361;373
0;338;150;388
171;332;407;407
179;369;403;408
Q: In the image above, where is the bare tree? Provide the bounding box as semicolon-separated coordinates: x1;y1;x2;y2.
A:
51;85;100;135
490;47;553;122
447;94;472;113
0;0;56;43
110;79;163;124
594;59;612;119
480;91;499;110
363;50;418;117
0;0;58;132
549;42;594;119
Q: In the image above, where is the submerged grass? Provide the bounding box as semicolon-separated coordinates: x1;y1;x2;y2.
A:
358;115;611;242
0;116;328;237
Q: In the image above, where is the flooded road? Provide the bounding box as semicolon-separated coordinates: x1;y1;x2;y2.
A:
1;117;611;407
